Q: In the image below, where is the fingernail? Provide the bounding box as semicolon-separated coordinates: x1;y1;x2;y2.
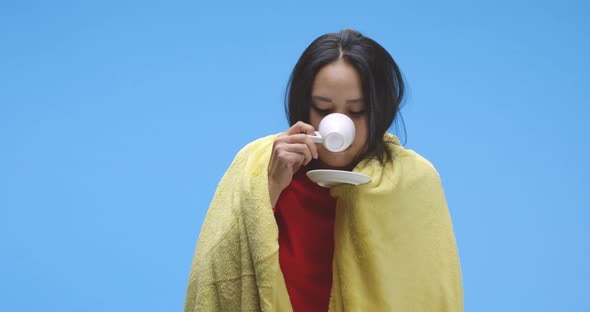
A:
314;153;318;159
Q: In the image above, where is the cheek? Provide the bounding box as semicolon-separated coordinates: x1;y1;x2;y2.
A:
354;118;369;143
309;112;322;130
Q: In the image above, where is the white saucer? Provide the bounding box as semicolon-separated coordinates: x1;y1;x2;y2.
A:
306;169;371;188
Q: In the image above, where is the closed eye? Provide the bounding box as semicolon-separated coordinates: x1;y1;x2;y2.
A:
311;105;331;115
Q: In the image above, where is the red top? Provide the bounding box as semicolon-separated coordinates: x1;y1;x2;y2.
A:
274;168;337;312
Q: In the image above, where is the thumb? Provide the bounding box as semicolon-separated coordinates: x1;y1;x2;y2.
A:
286;121;315;135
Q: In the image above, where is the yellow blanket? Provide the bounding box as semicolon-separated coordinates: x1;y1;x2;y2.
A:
184;133;463;311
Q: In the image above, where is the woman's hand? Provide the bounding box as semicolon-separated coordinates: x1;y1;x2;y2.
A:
268;122;319;208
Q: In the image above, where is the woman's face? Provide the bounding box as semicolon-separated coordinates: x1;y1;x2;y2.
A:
310;59;368;169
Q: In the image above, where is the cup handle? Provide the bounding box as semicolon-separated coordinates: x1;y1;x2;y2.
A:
308;131;323;143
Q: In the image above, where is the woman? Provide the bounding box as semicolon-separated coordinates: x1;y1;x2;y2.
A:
185;29;463;311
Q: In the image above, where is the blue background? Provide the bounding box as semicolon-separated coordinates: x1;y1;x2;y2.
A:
1;0;588;311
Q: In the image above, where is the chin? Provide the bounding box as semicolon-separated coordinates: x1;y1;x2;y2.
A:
318;153;355;170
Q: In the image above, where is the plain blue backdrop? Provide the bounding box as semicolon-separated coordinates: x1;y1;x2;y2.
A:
1;0;588;311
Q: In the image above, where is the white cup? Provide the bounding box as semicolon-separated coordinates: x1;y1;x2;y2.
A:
308;113;355;152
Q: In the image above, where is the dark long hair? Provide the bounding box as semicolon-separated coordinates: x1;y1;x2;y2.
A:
285;29;405;164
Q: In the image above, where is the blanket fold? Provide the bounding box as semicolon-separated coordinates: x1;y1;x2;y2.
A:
185;133;463;311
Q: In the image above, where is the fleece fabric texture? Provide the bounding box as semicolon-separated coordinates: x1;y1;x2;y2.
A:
184;133;463;312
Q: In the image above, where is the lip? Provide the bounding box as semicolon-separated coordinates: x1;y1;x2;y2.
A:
320;145;351;154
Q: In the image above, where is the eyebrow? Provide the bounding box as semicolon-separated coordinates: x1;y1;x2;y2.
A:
312;95;364;104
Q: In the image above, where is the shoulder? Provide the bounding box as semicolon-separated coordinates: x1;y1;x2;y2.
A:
193;135;279;273
221;134;279;173
234;134;280;159
384;133;441;182
398;147;440;177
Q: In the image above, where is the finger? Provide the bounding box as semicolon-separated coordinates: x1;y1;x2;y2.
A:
274;140;311;165
281;134;318;159
291;163;302;174
285;121;315;136
281;133;311;143
281;142;312;165
281;150;306;170
302;134;319;159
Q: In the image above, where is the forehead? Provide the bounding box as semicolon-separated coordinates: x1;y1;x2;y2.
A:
312;59;363;97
